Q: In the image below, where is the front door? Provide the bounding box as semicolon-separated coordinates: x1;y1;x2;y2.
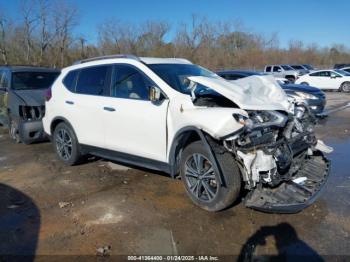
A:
103;64;168;162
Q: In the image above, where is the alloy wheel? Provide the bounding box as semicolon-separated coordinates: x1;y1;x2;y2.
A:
55;128;73;161
342;83;350;92
184;153;218;202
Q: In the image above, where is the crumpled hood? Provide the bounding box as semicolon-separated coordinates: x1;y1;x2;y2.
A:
12;89;46;106
188;75;291;111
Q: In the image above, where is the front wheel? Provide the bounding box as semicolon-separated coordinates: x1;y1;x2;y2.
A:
8;117;21;143
340;82;350;93
53;122;81;165
180;141;241;211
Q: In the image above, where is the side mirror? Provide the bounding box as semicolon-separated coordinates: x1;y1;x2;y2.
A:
149;86;162;102
330;74;339;79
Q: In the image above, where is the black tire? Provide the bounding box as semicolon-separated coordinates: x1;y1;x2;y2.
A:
301;82;309;86
52;122;81;165
180;140;241;212
8;117;21;143
340;82;350;93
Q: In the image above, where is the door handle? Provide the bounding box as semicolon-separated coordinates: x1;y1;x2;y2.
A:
65;101;74;105
103;106;116;112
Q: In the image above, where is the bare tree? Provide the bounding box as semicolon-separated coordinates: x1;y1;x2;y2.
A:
20;0;38;64
52;0;78;67
0;14;9;65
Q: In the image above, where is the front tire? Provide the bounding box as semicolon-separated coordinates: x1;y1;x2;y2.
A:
53;122;81;165
8;117;21;143
180;141;241;211
340;82;350;93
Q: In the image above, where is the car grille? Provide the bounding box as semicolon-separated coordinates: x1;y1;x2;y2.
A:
19;105;45;120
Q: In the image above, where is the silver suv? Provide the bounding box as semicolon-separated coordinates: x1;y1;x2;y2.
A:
264;64;299;82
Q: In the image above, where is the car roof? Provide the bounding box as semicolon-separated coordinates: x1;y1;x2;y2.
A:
140;57;192;65
0;65;60;73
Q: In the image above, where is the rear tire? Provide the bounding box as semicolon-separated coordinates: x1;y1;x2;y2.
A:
53;122;81;165
286;76;296;83
180;140;241;212
301;82;309;86
340;82;350;93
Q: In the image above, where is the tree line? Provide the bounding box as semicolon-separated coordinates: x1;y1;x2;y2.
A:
1;0;350;70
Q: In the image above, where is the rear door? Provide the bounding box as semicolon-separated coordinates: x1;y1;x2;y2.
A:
62;65;111;148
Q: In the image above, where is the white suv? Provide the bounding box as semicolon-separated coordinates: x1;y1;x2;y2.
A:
43;55;331;213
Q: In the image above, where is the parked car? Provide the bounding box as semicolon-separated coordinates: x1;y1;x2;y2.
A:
334;63;350;69
289;64;309;75
264;64;299;82
0;66;60;143
295;69;350;92
217;70;326;115
301;64;315;71
43;55;331;213
340;67;350;73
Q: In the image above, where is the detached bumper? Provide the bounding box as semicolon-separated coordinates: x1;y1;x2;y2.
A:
244;154;330;213
19;120;47;144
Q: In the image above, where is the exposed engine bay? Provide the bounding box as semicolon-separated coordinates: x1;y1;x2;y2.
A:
187;75;332;213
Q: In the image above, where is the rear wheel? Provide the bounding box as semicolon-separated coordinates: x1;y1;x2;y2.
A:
340;82;350;93
301;82;309;86
180;141;241;211
53;122;81;165
286;76;296;83
8;117;21;143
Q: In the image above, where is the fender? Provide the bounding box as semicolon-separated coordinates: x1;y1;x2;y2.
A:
168;126;226;186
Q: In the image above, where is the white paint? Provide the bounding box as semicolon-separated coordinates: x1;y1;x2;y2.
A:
296;70;350;90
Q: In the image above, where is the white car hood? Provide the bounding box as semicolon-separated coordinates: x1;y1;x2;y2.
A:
188;75;291;111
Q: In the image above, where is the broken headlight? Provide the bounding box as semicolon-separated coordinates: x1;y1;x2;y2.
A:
19;105;45;120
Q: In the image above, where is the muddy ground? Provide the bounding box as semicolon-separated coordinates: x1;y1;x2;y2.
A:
0;92;349;260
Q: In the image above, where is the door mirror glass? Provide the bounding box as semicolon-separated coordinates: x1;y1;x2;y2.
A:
331;73;340;78
149;86;161;102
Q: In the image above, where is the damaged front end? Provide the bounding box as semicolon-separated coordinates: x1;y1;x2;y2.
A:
223;105;331;213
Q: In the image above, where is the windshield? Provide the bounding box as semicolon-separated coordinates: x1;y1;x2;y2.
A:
281;65;294;70
303;64;314;70
12;71;60;90
335;69;350;76
148;63;219;95
291;65;304;70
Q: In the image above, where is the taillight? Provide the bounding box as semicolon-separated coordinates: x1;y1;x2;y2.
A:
45;87;52;101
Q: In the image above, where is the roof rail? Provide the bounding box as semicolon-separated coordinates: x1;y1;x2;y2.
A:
73;54;140;65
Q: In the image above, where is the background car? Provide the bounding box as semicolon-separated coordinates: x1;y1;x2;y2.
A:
0;66;60;143
340;67;350;73
264;64;299;82
217;70;326;115
295;69;350;92
290;64;309;75
334;63;350;69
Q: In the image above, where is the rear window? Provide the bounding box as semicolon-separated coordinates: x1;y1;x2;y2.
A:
11;71;59;90
281;65;293;70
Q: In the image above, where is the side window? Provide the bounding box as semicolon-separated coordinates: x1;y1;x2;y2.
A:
309;72;320;77
0;71;9;88
111;64;152;100
319;71;331;77
273;66;281;72
63;70;78;92
76;66;109;96
226;74;241;80
330;71;340;78
265;66;271;72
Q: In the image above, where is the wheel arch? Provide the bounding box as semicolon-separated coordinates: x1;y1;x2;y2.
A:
168;126;226;186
